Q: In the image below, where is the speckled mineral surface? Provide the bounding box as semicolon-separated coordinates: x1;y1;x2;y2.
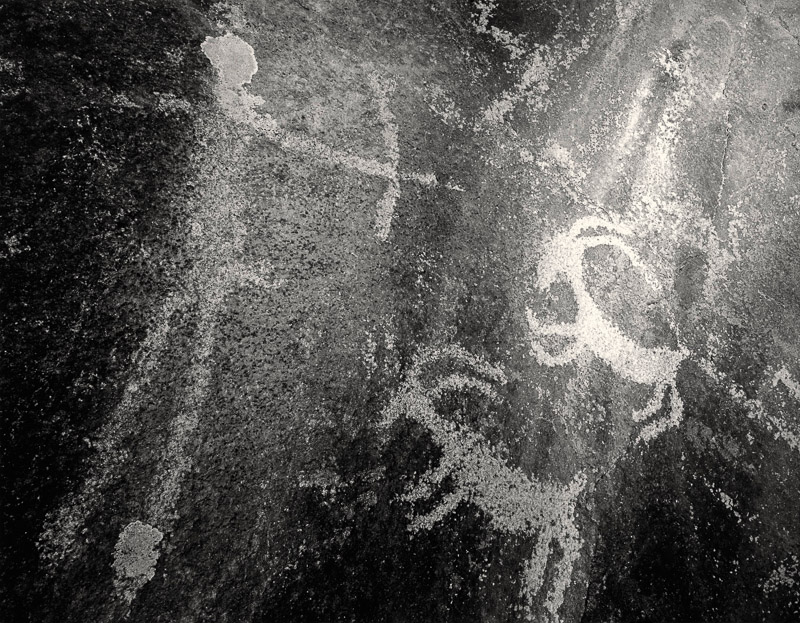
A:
3;1;800;622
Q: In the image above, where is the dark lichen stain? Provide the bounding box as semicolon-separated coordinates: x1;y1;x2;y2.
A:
674;245;707;313
490;0;561;42
782;89;800;113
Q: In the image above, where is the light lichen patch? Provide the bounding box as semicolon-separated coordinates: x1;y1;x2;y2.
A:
201;32;258;96
111;520;164;605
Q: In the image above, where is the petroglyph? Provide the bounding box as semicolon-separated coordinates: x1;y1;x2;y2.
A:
201;33;437;241
41;28;442;608
629;46;698;214
39;265;280;570
9;1;800;621
476;6;602;129
380;345;586;622
38;289;184;568
38;144;283;609
527;216;687;443
698;358;800;454
424;3;606;137
525;212;798;455
472;0;527;59
370;74;402;241
587;76;655;200
144;280;224;530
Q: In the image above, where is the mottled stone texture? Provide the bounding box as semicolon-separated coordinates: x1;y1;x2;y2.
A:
2;1;800;622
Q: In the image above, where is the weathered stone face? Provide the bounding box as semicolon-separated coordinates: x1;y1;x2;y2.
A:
3;0;800;621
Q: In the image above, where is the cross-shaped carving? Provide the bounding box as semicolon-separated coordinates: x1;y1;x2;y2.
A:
201;33;438;241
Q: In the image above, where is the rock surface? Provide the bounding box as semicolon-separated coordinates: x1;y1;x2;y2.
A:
2;0;800;621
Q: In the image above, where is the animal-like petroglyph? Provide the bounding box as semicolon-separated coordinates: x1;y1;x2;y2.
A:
527;216;687;443
34;6;800;619
380;345;586;622
380;318;799;620
527;212;800;455
200;33;437;241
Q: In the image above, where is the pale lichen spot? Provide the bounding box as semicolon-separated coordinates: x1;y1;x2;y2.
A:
111;520;164;605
